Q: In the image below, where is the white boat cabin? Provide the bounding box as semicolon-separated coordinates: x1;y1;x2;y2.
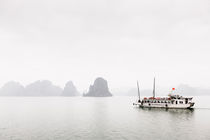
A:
141;95;193;105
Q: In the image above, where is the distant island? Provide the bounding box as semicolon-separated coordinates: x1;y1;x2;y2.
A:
61;81;80;96
0;80;79;96
25;80;62;96
0;78;209;96
0;81;25;96
0;77;113;97
83;77;112;97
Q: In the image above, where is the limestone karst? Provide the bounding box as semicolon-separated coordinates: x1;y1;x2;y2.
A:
84;77;112;97
0;81;25;96
61;81;79;96
25;80;62;96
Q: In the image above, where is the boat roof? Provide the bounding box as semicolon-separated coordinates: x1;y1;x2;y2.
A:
142;95;193;100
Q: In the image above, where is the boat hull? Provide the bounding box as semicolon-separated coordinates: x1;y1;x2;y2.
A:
133;102;195;109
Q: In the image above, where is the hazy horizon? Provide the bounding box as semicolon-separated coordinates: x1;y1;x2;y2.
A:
0;0;209;91
0;79;209;96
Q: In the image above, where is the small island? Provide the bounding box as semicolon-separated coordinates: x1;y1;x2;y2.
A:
83;77;112;97
61;81;80;96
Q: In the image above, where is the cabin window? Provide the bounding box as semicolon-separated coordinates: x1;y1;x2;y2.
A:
158;101;160;103
161;101;163;103
176;101;178;104
165;101;167;103
179;101;183;104
185;99;188;104
154;101;156;103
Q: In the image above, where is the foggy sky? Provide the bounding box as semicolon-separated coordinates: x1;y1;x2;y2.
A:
0;0;209;92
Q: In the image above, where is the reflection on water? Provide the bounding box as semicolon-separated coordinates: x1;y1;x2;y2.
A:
139;107;195;122
140;107;194;114
0;96;209;140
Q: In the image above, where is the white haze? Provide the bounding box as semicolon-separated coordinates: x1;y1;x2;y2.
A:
0;0;209;93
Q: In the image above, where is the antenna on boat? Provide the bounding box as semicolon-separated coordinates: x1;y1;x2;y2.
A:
137;81;141;102
153;77;155;98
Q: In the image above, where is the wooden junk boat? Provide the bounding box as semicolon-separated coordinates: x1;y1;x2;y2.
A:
133;78;195;109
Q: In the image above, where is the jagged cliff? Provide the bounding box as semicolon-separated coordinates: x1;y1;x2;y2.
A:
84;77;112;97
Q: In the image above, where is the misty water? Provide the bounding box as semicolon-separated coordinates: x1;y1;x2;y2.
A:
0;96;210;140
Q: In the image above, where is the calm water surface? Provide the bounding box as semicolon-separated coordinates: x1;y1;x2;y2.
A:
0;96;210;140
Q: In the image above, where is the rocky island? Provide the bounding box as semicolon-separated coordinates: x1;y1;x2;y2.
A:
61;81;79;96
25;80;62;96
0;81;25;96
83;77;112;97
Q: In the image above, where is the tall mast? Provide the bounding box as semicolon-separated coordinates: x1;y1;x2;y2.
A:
153;77;155;98
137;81;141;102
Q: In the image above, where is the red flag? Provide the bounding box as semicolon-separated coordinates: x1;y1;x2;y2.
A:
172;88;175;90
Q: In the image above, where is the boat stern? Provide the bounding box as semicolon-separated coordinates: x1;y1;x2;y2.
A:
189;102;195;108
